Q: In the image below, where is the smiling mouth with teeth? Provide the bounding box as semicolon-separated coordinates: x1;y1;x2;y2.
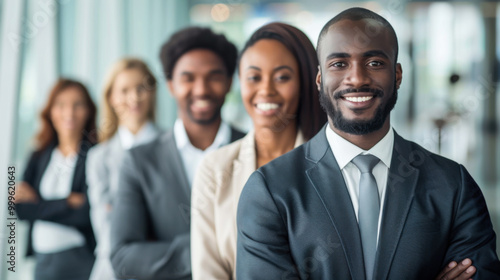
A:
193;100;211;109
256;103;279;111
344;96;374;103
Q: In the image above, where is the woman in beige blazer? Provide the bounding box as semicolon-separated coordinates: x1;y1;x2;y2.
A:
191;22;327;280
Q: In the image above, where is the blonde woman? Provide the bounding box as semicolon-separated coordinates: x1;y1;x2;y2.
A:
86;58;160;280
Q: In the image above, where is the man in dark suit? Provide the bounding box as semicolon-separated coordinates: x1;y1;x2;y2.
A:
110;27;244;280
236;8;500;280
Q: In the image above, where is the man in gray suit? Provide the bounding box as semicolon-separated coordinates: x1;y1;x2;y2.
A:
237;8;500;280
110;27;244;280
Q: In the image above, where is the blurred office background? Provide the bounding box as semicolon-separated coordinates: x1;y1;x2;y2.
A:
0;0;499;278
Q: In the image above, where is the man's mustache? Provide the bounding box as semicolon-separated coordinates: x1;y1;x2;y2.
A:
333;87;384;99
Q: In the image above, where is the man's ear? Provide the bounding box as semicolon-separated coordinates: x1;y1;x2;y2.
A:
316;65;322;91
395;63;403;89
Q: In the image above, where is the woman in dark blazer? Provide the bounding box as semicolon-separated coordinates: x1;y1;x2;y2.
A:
15;78;98;280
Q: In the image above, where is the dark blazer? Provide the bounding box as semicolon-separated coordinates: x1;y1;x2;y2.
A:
110;127;245;280
16;138;96;256
237;127;500;280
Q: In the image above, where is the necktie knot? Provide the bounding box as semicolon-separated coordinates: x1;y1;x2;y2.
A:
352;154;380;173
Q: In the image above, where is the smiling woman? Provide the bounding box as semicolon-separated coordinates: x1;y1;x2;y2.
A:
86;58;160;280
15;78;97;280
35;80;97;152
190;22;327;280
98;58;158;142
2;1;499;278
239;39;300;140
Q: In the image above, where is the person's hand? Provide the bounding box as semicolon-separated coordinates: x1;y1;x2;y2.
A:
14;182;39;203
67;192;86;209
435;258;476;280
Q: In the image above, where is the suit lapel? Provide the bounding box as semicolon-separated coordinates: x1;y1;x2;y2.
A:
108;133;123;159
231;133;255;249
305;129;366;280
34;142;57;193
232;132;256;212
373;133;419;280
71;137;93;192
165;126;242;201
107;135;124;194
105;134;123;171
166;132;192;200
229;127;245;142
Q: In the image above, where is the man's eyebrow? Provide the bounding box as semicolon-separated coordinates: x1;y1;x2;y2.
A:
326;52;350;60
209;69;226;75
363;50;389;59
179;69;226;76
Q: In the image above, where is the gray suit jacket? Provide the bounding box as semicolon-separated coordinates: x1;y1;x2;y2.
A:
237;127;500;279
111;127;244;280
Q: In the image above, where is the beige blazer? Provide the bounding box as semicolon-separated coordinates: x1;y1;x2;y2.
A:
191;130;305;280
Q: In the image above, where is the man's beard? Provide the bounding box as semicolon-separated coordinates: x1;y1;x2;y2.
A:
186;100;222;125
187;109;221;125
319;81;398;135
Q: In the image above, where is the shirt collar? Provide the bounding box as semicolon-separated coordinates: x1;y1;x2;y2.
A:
173;118;231;151
325;125;394;169
118;121;158;150
52;148;78;166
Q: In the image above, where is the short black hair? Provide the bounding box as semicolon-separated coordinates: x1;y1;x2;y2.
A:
317;7;399;62
159;26;237;80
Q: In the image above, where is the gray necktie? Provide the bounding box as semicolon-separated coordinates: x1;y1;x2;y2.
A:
352;154;380;280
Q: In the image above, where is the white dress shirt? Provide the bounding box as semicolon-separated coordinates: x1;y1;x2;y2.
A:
325;125;394;243
118;121;158;150
173;119;231;186
32;148;86;253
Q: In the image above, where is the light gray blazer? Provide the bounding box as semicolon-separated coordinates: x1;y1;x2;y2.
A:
87;129;160;280
110;128;244;280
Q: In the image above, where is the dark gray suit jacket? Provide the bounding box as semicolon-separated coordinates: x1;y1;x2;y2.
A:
111;127;244;280
237;127;500;279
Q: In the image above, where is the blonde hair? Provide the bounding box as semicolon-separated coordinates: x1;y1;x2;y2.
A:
99;58;157;142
